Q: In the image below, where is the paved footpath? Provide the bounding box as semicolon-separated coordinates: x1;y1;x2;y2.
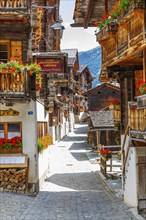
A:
0;124;143;220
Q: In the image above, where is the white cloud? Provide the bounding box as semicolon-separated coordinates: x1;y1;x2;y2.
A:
63;22;71;28
61;27;98;52
84;27;97;35
61;40;79;50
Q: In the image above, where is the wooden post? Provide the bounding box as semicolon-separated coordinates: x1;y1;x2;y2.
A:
143;48;146;80
100;156;107;177
144;0;146;79
106;130;110;146
110;157;112;172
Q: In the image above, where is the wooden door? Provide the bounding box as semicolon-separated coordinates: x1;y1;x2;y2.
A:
137;156;146;211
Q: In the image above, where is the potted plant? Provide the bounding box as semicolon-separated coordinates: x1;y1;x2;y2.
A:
0;60;23;74
38;135;52;153
35;74;42;91
0;136;22;153
27;63;41;75
99;148;113;161
136;80;146;95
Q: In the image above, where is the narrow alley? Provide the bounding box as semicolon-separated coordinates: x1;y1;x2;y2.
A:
0;124;141;220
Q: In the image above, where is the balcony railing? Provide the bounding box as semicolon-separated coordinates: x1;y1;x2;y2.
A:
109;103;121;121
96;22;117;42
97;0;145;66
0;71;33;99
128;100;146;144
0;0;28;10
117;0;144;23
128;103;145;130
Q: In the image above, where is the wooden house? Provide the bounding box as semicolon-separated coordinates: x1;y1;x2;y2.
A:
76;65;94;113
73;0;146;213
0;0;68;194
61;49;80;125
83;83;120;111
83;83;121;149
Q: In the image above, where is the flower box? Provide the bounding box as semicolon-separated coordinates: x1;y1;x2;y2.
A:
96;22;117;42
0;136;22;154
100;149;113;161
117;0;144;23
0;148;22;154
136;94;146;109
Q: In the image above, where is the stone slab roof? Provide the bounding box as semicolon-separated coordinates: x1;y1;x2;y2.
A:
89;110;114;128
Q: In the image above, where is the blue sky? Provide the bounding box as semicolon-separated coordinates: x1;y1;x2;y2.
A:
60;0;98;52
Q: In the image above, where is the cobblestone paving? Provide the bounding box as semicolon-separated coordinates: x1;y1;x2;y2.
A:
0;125;141;220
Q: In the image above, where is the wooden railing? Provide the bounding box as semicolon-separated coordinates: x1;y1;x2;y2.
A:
0;72;25;92
0;70;34;98
109;103;121;121
0;0;28;9
96;0;145;66
128;102;146;131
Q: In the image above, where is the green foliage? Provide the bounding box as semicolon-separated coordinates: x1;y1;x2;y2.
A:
120;0;130;12
38;135;53;153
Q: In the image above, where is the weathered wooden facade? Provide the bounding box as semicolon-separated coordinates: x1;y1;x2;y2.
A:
83;83;120;111
84;83;121;149
76;65;93;112
71;0;117;28
0;0;70;194
73;0;146;212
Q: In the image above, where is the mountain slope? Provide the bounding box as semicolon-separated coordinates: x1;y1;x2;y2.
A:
79;46;101;87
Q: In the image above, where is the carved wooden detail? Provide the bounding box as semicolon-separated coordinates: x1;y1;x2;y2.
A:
11;41;22;61
0;108;19;116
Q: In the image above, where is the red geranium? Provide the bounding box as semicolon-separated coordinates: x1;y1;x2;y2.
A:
136;80;146;95
0;136;22;150
99;149;112;159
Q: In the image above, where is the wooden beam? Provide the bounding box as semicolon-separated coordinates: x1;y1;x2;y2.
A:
107;65;143;73
143;0;146;80
105;0;108;14
84;0;95;28
143;48;146;80
70;22;95;27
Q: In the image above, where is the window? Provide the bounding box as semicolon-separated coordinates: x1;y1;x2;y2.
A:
0;124;4;138
37;122;48;139
0;40;22;63
0;43;9;63
0;122;22;139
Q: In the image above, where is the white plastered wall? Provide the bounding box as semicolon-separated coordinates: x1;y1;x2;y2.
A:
0;101;38;184
122;135;138;207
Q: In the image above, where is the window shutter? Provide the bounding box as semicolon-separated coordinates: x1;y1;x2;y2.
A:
11;41;22;61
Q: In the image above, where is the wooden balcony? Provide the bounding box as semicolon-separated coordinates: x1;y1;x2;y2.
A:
128;100;146;143
0;71;35;101
0;0;28;10
96;22;117;42
97;0;145;68
109;103;121;121
117;0;144;24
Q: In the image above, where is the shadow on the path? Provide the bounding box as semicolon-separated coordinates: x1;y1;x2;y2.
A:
69;142;88;151
70;152;88;161
45;172;105;191
74;124;88;135
61;136;86;142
